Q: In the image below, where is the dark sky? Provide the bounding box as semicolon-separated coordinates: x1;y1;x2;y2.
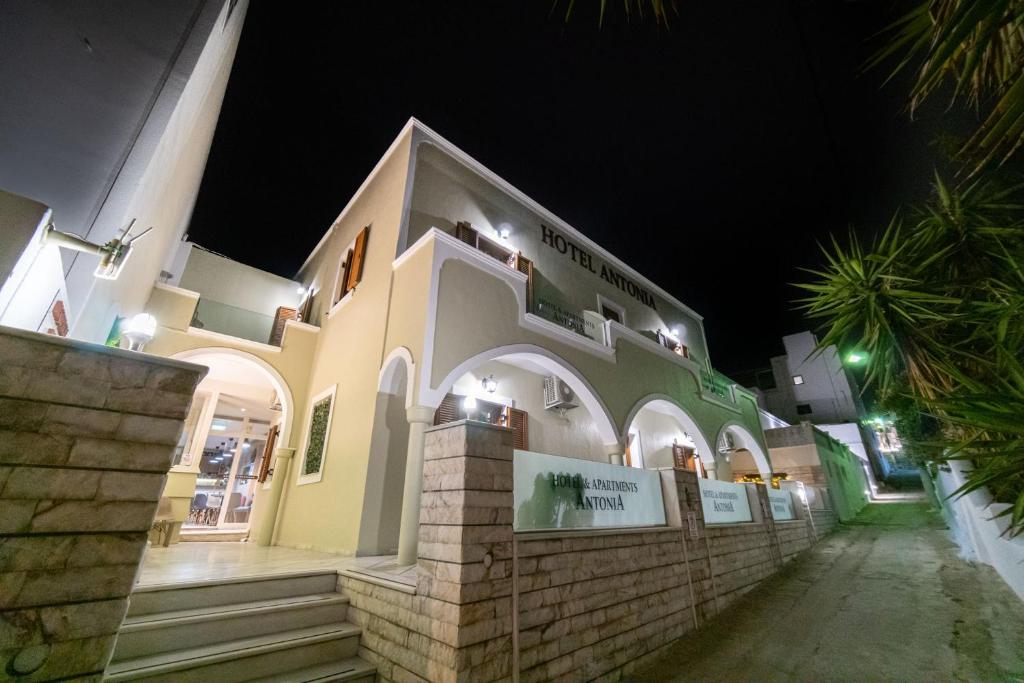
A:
189;0;945;373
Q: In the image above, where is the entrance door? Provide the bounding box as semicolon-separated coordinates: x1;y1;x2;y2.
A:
184;394;275;530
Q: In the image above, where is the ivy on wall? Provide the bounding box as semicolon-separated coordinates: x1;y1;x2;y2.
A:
303;395;332;476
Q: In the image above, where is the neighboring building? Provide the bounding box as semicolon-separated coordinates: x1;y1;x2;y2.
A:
738;330;894;480
0;0;248;343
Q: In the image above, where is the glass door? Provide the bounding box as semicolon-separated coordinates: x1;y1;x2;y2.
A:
184;394;275;530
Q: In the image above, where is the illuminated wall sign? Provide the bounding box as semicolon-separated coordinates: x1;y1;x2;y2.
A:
767;489;795;520
699;478;753;524
540;224;657;310
513;449;667;531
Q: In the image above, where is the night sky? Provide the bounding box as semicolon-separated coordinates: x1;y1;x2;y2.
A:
189;0;947;373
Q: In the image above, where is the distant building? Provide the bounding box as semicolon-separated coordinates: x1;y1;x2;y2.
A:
735;331;895;480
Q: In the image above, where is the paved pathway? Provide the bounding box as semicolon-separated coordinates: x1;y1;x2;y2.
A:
632;503;1024;682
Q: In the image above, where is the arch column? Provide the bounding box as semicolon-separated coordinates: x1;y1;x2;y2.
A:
254;447;294;546
397;405;437;565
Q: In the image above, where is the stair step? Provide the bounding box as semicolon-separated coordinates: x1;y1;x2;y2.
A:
105;622;362;682
249;657;376;682
113;593;350;662
128;571;340;617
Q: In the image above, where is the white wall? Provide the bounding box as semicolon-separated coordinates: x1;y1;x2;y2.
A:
180;246;300;318
936;460;1024;601
450;360;606;462
818;423;869;463
629;409;692;469
0;0;248;343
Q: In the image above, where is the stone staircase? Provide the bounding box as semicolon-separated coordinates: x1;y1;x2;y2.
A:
106;571;375;682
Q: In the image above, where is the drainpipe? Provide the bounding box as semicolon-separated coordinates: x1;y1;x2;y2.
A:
254;447;295;546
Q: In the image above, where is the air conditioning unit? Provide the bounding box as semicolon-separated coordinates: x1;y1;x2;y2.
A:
543;376;578;411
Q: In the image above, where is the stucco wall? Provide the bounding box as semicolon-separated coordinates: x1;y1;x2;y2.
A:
629;408;691;469
429;256;765;457
405;143;709;365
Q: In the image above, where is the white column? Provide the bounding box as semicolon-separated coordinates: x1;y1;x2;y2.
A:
397;405;436;566
253;447;294;546
604;441;625;466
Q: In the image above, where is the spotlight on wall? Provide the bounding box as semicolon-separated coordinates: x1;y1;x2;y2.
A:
43;218;153;280
670;328;680;339
296;286;306;296
123;312;157;351
482;374;498;394
498;224;512;240
463;395;477;418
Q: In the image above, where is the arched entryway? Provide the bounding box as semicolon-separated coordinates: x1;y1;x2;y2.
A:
170;348;294;536
357;348;414;555
622;395;715;474
428;344;620;461
717;423;773;483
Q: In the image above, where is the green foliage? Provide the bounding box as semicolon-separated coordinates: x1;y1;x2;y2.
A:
869;0;1024;177
304;395;332;476
796;174;1024;534
555;0;675;26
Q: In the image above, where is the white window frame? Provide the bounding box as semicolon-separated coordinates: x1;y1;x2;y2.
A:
596;294;626;326
297;384;337;486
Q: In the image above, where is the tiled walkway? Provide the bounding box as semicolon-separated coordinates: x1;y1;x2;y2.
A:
137;542;417;588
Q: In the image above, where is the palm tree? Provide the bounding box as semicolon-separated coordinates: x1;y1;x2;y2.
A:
796;173;1024;534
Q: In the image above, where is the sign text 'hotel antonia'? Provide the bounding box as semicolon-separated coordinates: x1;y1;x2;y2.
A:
540;224;658;310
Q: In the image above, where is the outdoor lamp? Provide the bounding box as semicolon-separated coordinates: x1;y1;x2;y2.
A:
482;374;498;394
846;351;867;365
463;395;477;419
296;286;306;296
123;313;157;351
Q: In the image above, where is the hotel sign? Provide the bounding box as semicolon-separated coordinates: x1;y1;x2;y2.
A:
767;489;795;521
513;450;667;531
699;478;753;524
540;224;658;310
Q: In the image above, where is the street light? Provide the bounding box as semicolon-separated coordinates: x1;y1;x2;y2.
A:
846;351;867;365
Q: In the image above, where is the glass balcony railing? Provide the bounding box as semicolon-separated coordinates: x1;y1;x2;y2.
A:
192;298;276;346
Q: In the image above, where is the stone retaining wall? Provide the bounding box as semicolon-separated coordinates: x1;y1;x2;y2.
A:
339;421;837;683
0;326;205;681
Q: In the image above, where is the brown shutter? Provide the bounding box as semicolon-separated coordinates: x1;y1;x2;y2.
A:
434;393;461;425
672;444;696;470
506;407;528;450
514;253;534;312
337;249;353;302
343;226;370;294
455;221;478;247
268;306;297;346
257;425;280;483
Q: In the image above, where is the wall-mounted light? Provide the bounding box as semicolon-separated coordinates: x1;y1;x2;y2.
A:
499;227;511;239
123;312;157;351
482;374;498;394
296;286;306;296
43;218;152;280
463;395;477;418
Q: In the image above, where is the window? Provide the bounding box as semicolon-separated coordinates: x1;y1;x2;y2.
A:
333;225;370;305
796;403;812;415
434;392;528;450
298;385;337;485
792;375;804;385
596;294;625;325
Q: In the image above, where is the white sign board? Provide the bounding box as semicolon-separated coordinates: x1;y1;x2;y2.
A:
513;449;666;531
767;489;795;521
699;478;752;524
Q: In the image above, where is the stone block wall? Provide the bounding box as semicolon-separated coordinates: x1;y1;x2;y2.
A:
0;326;205;681
340;420;514;683
340;422;840;683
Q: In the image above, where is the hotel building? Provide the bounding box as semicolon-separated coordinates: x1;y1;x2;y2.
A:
134;118;775;559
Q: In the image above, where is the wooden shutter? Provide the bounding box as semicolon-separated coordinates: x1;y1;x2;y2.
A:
344;226;370;294
672;444;695;470
268;306;297;346
257;425;280;483
336;249;353;303
513;253;534;312
434;393;461;425
455;221;479;247
506;407;528;450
